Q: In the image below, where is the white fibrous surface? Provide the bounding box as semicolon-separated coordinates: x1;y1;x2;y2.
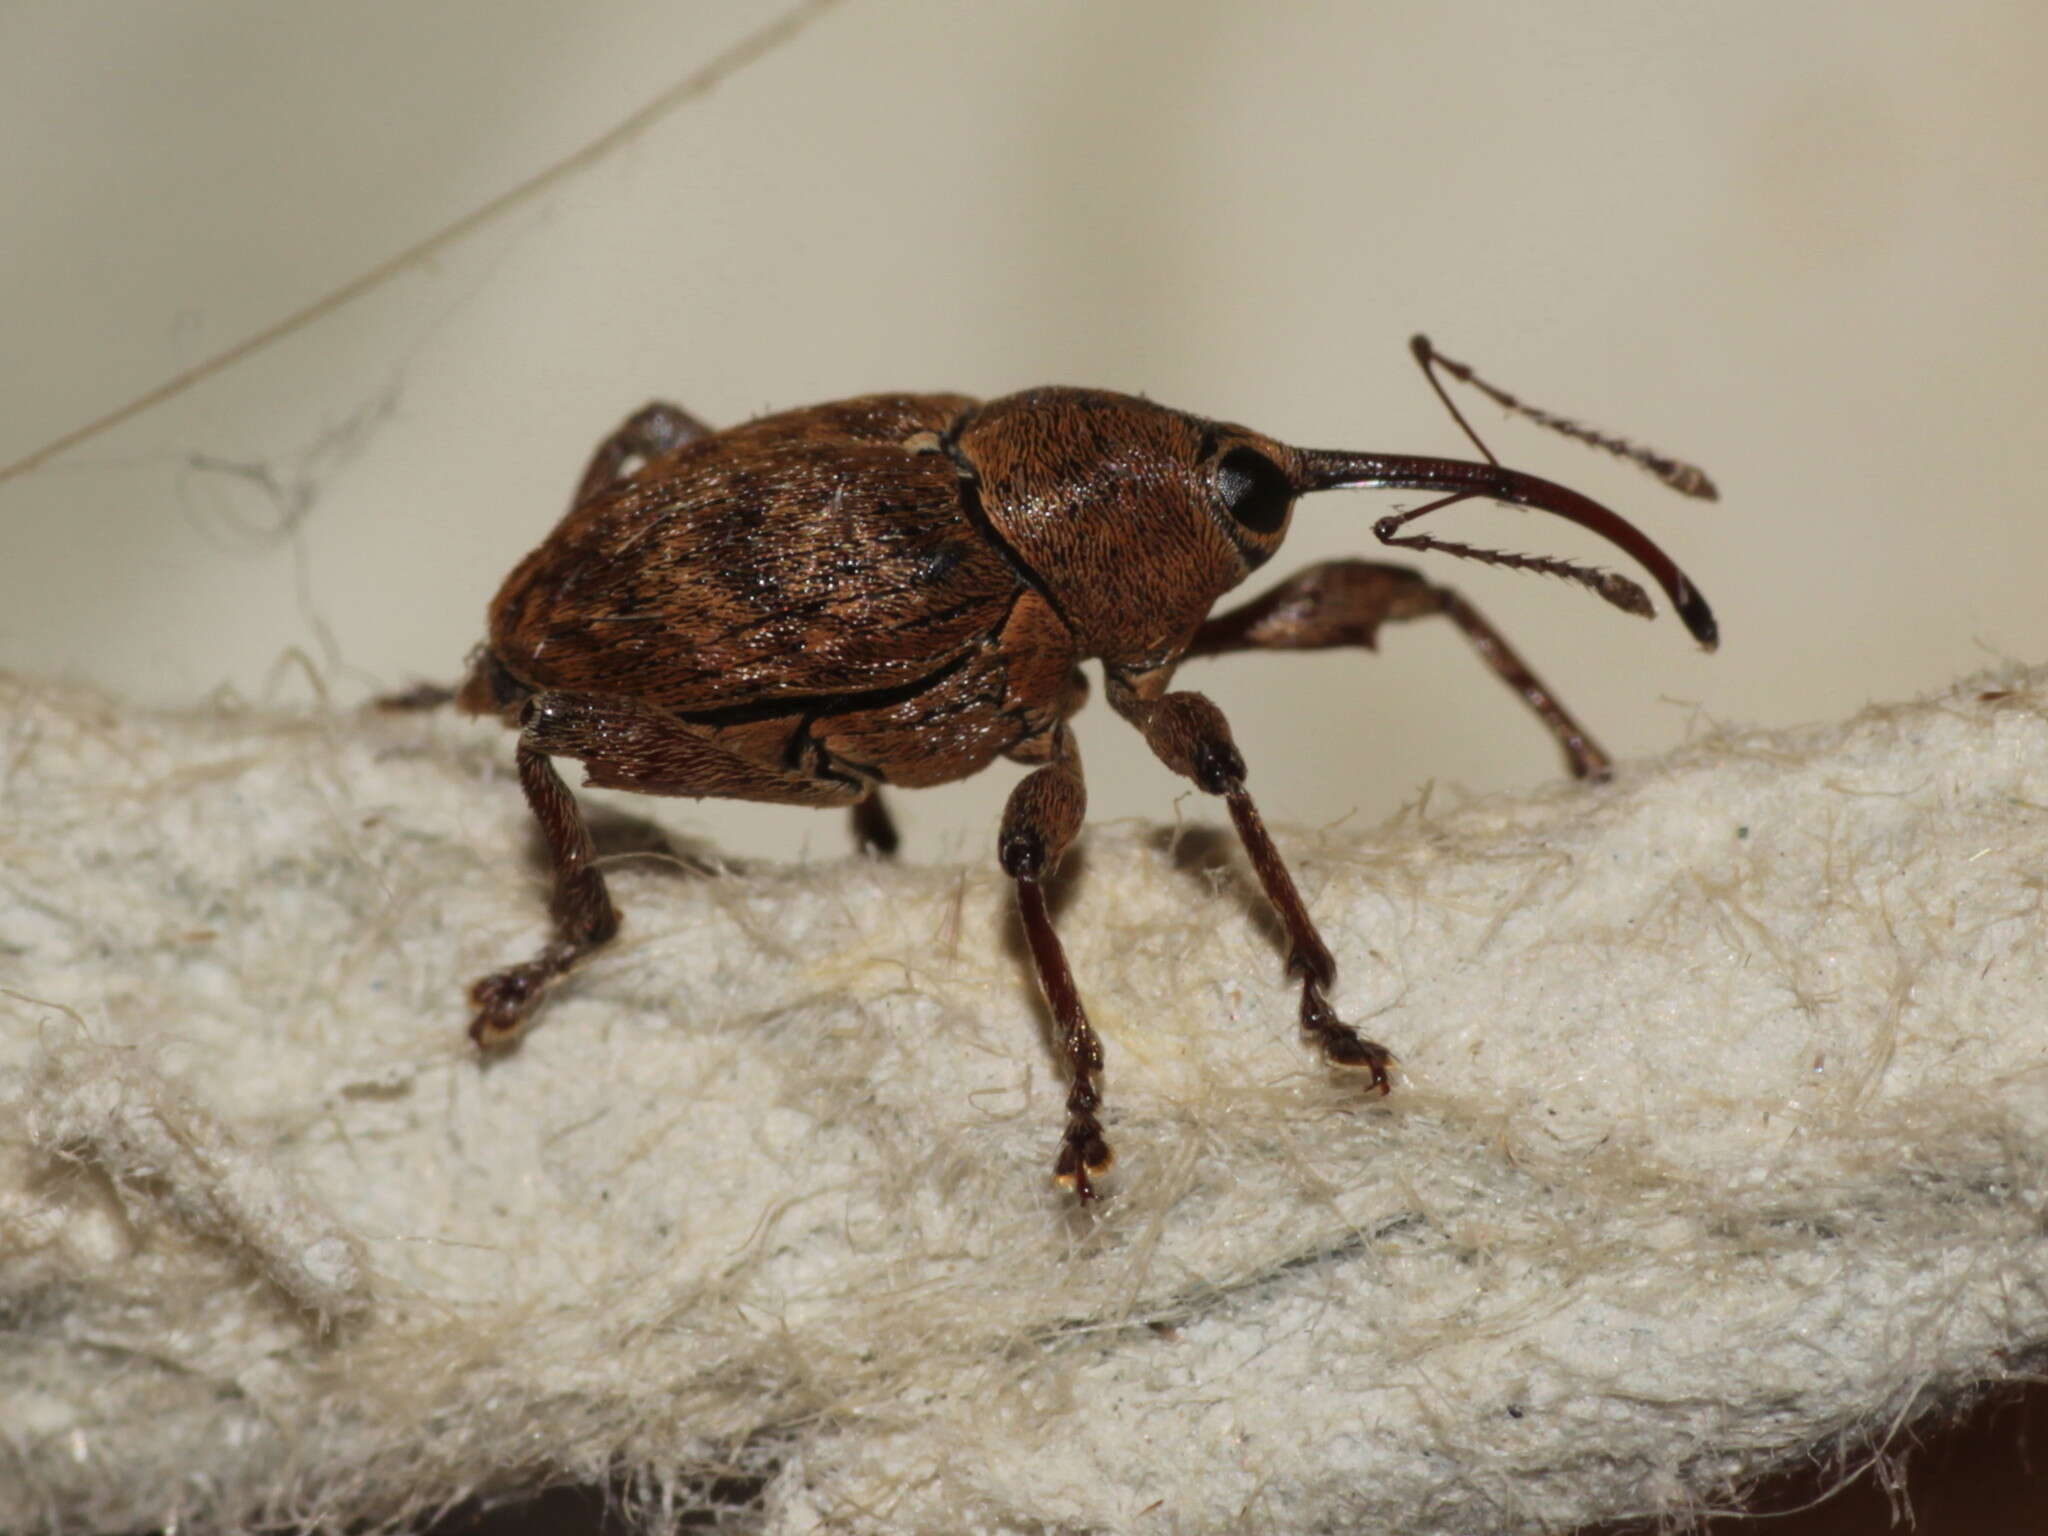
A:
3;669;2047;1533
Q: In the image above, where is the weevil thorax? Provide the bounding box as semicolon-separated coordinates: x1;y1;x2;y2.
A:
950;388;1302;668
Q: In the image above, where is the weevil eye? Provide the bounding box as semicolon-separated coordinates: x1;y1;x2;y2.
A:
1213;447;1294;536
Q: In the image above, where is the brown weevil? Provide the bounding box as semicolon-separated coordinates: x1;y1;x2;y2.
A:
453;337;1717;1201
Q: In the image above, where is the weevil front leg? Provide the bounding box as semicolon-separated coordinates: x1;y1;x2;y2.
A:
1185;558;1611;781
996;726;1112;1200
1109;672;1393;1092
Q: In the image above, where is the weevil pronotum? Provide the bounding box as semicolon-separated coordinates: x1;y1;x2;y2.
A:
453;338;1717;1200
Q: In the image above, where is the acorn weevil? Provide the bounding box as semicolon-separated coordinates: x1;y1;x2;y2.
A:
453;337;1717;1201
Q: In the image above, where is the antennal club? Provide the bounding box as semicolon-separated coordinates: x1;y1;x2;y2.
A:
1369;492;1657;619
1412;335;1718;501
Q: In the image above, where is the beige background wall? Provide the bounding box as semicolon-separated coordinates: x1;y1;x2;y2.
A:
4;1;2044;860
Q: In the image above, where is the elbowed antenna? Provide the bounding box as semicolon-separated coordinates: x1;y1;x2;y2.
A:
1295;449;1719;652
1411;335;1720;503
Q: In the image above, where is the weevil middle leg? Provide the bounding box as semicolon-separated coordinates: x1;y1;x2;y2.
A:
850;792;902;857
995;725;1110;1199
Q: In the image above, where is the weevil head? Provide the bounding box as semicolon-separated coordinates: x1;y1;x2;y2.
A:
950;387;1306;666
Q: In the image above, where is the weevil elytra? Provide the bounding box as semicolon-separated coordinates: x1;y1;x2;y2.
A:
454;338;1717;1200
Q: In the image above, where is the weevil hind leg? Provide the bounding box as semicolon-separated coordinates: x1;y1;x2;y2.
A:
469;743;621;1048
571;400;714;507
469;691;863;1047
1186;558;1611;781
1108;673;1394;1092
996;727;1112;1200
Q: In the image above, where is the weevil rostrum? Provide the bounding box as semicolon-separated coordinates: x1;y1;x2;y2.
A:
453;338;1717;1201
